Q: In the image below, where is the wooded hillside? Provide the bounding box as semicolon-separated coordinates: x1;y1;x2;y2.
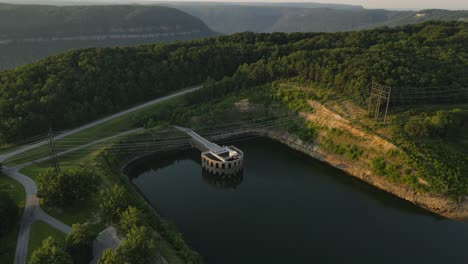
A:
0;21;466;143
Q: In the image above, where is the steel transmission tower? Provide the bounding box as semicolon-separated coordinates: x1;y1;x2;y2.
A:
47;128;61;173
368;83;391;123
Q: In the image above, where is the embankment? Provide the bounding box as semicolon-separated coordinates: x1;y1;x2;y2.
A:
207;128;468;222
119;126;468;223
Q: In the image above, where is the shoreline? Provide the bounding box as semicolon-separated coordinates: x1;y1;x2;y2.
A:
221;129;468;222
122;128;468;223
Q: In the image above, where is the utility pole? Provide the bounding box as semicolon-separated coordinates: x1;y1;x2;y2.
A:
375;87;383;120
367;83;392;123
368;83;380;116
47;128;61;174
381;85;392;123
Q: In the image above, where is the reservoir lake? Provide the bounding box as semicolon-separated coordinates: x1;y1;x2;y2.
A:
128;138;468;264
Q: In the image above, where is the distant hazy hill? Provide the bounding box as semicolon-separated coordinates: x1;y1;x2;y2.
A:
172;4;467;34
0;3;215;71
0;1;364;10
172;5;288;33
270;8;468;32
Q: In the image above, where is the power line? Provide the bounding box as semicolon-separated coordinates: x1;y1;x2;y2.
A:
368;83;391;123
4;115;303;165
47;128;60;174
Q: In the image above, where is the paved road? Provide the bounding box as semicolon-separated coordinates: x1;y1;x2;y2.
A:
0;85;202;163
3;129;141;264
91;226;122;264
2;85;201;264
22;128;144;167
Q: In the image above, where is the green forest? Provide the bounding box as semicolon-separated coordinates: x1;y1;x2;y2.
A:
0;21;466;143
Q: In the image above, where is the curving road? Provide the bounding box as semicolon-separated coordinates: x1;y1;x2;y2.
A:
3;129;142;264
1;85;202;264
0;85;202;163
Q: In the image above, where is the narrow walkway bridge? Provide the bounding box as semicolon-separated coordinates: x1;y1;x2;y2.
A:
174;126;244;175
174;126;223;152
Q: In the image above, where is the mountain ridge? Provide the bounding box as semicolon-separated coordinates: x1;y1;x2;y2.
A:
0;3;216;71
171;4;468;33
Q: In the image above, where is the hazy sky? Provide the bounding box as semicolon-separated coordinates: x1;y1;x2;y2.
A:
148;0;468;10
296;0;468;10
5;0;468;10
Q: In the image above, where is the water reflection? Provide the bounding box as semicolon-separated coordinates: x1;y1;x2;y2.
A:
129;138;468;264
202;169;244;189
127;149;245;189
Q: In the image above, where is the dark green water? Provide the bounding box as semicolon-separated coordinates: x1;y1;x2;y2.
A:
129;138;468;264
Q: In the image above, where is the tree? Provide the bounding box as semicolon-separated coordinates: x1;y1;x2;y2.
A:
36;168;100;206
36;169;65;206
116;226;156;263
119;206;146;234
65;224;97;264
65;168;101;202
98;226;156;264
29;237;73;264
0;191;18;236
99;184;132;223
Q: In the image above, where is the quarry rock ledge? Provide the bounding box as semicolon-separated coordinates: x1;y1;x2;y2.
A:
121;129;468;223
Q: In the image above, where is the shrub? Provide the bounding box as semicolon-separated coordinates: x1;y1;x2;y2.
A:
370;157;387;176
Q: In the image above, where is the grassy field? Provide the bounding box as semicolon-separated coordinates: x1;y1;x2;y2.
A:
0;143;14;154
0;173;26;264
27;221;66;262
19;163;100;226
4;97;182;166
42;200;98;227
0;174;26;208
2;97;181;258
0;225;20;264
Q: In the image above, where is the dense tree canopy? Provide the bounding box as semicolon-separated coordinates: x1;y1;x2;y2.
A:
36;168;100;206
29;237;73;264
0;21;466;143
